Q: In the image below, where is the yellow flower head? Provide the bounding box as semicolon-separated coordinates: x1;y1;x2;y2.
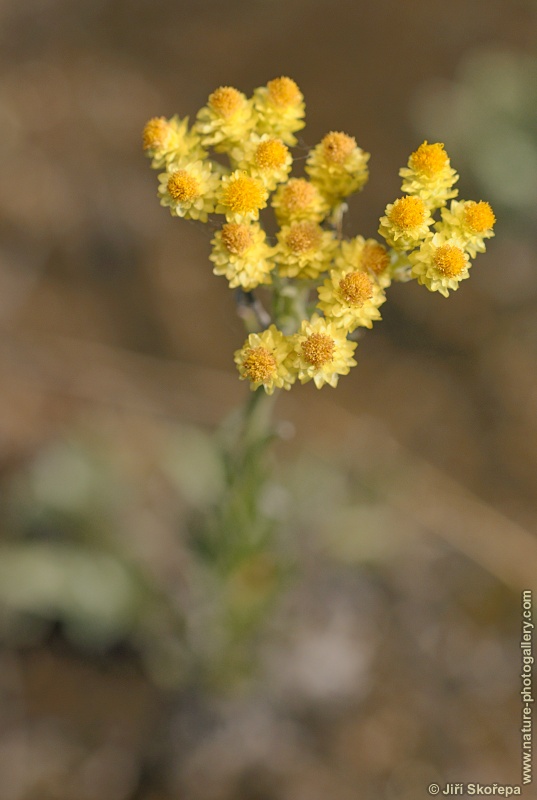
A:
336;236;392;288
143;115;206;169
410;141;449;177
434;245;466;277
210;222;274;290
408;233;472;296
252;76;305;146
256;138;288;169
317;267;386;332
234;325;296;394
168;171;199;201
267;77;302;107
464;201;496;233
390;197;426;228
399;141;459;210
143;117;173;153
436;199;496;258
338;271;374;304
291;315;357;389
305;131;370;202
158;160;219;221
221;223;253;255
217;170;268;223
322;131;357;164
286;221;321;252
210;86;243;117
195;86;254;152
276;221;337;279
271;178;330;225
378;196;433;250
229;134;292;191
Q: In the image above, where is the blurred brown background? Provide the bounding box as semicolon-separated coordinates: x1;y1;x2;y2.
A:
0;1;536;798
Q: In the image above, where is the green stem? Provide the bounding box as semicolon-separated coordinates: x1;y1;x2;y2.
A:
192;388;278;573
188;388;284;686
240;385;276;450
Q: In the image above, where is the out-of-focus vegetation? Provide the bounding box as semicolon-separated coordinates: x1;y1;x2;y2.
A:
0;1;536;798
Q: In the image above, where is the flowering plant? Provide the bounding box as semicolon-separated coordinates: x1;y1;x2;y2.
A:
140;78;498;681
144;77;496;395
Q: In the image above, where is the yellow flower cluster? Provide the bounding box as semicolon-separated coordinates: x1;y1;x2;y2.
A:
378;141;496;297
144;82;496;393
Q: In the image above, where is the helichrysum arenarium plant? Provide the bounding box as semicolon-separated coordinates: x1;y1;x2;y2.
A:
144;76;496;396
140;79;497;682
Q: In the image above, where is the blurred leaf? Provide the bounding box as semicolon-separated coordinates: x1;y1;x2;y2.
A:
0;543;145;648
162;425;225;508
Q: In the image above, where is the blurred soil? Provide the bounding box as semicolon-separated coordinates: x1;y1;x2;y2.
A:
0;0;536;798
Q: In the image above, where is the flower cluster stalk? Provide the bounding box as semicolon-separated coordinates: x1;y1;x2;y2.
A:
191;387;276;575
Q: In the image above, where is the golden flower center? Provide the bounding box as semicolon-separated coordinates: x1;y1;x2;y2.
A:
209;86;243;118
464;201;496;233
167;170;200;202
361;241;390;274
286;221;321;254
255;139;289;170
267;76;301;107
243;347;277;382
302;333;335;368
221;223;253;255
281;179;317;212
409;141;448;177
322;131;356;164
142;117;172;151
338;271;374;306
389;196;426;231
223;175;266;215
433;245;466;277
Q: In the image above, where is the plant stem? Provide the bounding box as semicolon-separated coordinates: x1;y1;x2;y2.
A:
192;388;278;573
